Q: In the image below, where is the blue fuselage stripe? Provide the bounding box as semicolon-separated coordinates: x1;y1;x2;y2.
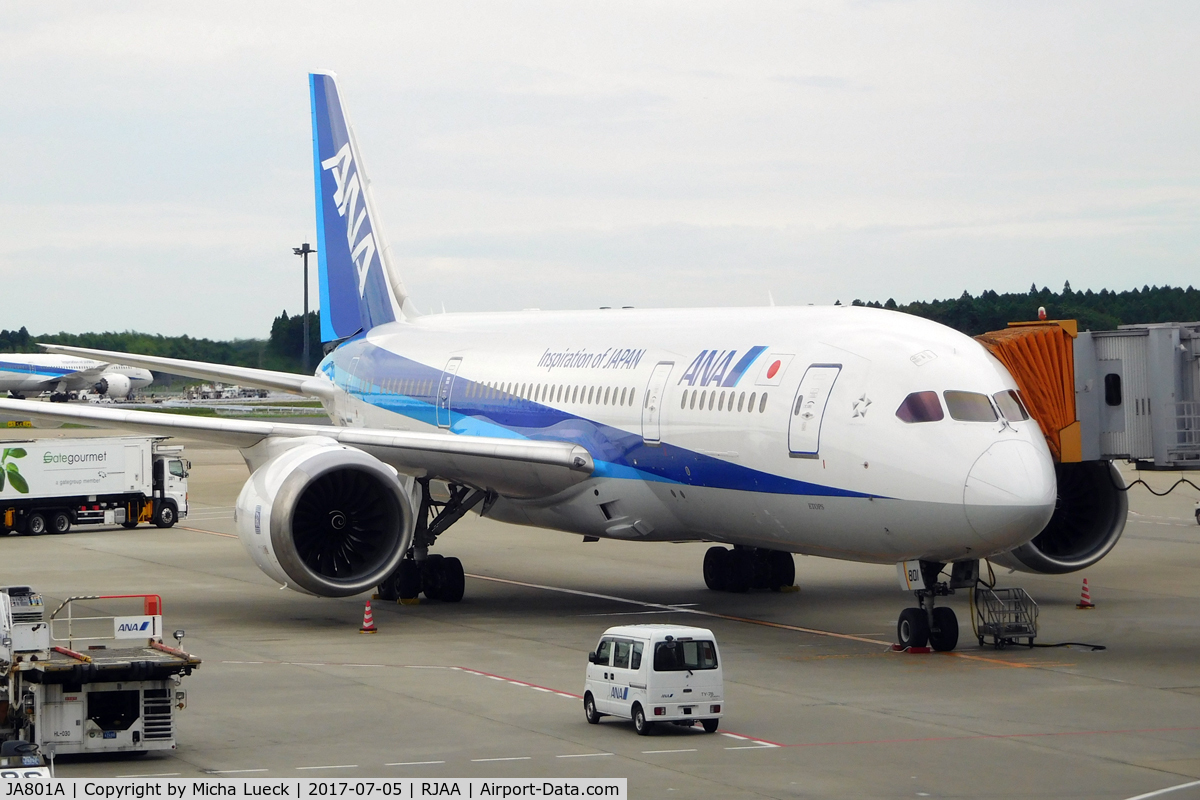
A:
327;341;876;499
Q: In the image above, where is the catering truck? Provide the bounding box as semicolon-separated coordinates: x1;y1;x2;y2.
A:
0;587;200;755
0;436;188;535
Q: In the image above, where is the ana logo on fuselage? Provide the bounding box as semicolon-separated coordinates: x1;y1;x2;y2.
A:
678;346;768;388
321;142;377;296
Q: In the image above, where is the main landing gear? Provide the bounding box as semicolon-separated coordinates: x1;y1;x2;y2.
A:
703;546;795;593
376;478;490;604
896;560;978;652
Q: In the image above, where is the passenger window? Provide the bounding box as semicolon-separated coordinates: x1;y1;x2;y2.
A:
993;390;1030;421
759;393;768;413
895;391;944;423
572;386;579;403
737;392;745;412
944;391;998;422
1104;374;1122;406
653;640;719;671
620;387;628;406
631;641;643;670
629;388;636;407
748;392;756;411
718;391;725;411
681;392;687;409
690;390;697;410
613;640;632;669
604;387;611;405
699;390;707;409
596;639;613;666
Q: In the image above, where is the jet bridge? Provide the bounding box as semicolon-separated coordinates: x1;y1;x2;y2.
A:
977;320;1200;470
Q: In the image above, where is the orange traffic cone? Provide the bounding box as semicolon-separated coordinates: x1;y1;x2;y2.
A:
1076;578;1095;609
359;600;378;633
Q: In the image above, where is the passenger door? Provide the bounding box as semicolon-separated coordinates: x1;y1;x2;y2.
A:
436;357;463;429
641;362;674;444
608;639;636;717
589;638;615;712
788;364;842;458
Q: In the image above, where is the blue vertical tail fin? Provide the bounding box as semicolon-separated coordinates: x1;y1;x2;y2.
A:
310;71;416;342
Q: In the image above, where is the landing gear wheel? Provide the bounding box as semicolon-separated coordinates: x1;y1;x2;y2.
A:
897;607;929;648
703;547;729;591
154;503;176;528
632;703;653;736
702;719;719;733
397;559;422;601
377;569;401;602
724;549;753;593
50;512;71;534
25;513;46;536
440;556;465;603
768;550;795;589
584;693;601;724
422;553;446;600
929;607;959;652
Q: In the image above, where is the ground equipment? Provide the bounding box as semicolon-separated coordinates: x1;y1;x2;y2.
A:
0;436;188;535
0;587;201;755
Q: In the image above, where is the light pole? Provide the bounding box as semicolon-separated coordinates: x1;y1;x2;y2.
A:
293;243;315;373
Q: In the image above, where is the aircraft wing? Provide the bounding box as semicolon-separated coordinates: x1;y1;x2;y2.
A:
37;344;335;399
0;399;594;499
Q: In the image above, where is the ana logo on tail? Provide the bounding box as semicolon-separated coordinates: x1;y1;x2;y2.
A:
321;143;376;296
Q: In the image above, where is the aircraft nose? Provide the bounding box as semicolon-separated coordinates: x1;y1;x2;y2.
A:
963;440;1057;546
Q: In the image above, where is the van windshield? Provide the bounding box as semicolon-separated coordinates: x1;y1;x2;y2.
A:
653;640;718;671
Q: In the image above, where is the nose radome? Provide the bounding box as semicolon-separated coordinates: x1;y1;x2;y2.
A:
964;440;1057;546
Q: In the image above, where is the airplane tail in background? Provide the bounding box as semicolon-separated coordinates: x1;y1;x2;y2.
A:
310;71;416;342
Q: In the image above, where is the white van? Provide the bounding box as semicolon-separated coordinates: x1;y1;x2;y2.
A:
584;624;724;735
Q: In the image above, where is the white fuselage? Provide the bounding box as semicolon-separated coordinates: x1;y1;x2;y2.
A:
0;355;153;396
314;305;1057;565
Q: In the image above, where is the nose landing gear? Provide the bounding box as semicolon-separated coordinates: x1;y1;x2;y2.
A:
896;560;976;652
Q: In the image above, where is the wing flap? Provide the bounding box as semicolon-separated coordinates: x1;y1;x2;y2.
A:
0;398;593;498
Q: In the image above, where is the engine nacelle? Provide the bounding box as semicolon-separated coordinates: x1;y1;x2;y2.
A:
991;461;1128;574
235;439;415;596
94;373;132;398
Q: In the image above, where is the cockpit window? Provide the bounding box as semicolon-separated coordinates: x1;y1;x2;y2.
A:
944;391;998;422
992;390;1030;421
895;391;944;423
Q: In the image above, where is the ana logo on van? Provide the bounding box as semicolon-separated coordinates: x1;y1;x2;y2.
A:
609;686;629;701
117;621;150;633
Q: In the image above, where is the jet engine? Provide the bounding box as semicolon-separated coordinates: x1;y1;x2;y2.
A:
235;439;415;596
94;373;132;398
991;461;1128;574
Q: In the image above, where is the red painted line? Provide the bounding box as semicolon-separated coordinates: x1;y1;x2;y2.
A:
781;725;1200;748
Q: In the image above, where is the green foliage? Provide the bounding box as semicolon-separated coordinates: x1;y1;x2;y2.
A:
854;284;1200;336
0;311;323;376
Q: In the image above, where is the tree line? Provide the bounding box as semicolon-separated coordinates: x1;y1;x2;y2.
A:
849;282;1200;336
3;284;1199;372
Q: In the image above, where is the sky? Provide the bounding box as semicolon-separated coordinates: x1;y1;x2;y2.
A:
1;2;1197;340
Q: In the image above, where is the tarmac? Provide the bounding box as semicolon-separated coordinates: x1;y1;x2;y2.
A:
3;427;1200;799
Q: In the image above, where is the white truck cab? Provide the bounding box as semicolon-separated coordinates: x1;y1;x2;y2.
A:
584;624;724;735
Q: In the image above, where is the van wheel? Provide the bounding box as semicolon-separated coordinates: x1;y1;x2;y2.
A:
584;693;601;724
122;520;139;529
702;718;719;733
632;703;653;735
50;512;71;534
154;503;176;528
25;513;47;536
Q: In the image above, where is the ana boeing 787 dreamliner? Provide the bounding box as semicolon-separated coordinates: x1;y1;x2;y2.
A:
0;73;1129;652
